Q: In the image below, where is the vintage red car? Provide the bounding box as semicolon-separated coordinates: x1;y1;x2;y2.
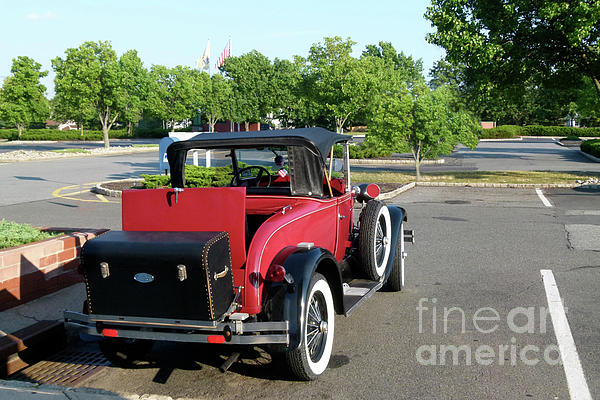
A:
65;127;413;380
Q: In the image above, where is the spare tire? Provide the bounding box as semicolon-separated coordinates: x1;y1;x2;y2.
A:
358;200;392;280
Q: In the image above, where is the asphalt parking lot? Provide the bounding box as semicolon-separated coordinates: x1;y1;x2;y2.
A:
41;186;595;400
1;139;598;399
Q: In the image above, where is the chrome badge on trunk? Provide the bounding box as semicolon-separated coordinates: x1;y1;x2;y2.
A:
134;272;154;283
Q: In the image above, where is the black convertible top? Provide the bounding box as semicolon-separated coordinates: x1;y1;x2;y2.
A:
167;127;348;164
166;127;349;190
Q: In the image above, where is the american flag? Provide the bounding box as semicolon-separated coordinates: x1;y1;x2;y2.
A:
216;38;231;69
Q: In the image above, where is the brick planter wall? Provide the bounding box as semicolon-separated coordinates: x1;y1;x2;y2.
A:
0;228;108;311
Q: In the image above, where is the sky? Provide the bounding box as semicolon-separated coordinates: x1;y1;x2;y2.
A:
0;0;445;97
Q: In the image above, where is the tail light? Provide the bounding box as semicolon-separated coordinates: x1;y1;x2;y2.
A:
102;328;118;337
265;264;286;282
353;183;380;203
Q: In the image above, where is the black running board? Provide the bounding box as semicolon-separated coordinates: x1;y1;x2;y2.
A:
342;279;383;317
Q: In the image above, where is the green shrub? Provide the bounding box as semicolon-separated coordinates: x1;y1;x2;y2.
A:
480;125;600;138
333;142;393;159
581;139;600;158
141;165;238;189
564;135;580;140
480;125;519;139
133;127;170;138
521;125;600;137
0;219;59;250
0;127;169;141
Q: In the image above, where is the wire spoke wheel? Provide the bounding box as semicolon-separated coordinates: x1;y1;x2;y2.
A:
286;273;335;380
359;200;392;280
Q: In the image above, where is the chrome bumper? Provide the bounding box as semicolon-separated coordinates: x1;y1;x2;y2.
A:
64;311;289;345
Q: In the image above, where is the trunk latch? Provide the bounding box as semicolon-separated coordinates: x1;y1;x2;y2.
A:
177;264;187;281
100;262;110;278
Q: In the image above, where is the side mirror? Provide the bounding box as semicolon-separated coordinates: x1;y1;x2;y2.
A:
333;158;343;172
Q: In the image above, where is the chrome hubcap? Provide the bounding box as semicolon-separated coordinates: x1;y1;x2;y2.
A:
375;216;388;266
306;292;328;362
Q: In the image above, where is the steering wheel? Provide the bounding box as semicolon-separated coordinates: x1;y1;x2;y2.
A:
230;166;272;187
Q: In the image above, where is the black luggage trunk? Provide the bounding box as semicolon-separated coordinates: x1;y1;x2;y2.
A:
82;231;234;321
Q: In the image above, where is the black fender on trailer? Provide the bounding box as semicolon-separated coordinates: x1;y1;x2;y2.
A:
381;206;406;282
261;246;343;351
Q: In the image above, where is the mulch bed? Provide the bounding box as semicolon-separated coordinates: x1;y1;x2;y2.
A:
100;180;144;191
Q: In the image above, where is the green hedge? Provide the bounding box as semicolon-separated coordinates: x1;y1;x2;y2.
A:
333;142;393;159
481;125;600;138
141;164;246;189
479;125;519;139
0;128;169;141
581;139;600;158
141;163;288;189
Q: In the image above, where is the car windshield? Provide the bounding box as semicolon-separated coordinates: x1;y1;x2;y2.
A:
178;147;289;187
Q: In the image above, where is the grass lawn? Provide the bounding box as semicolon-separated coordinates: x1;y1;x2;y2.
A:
351;170;600;185
0;220;59;250
132;144;159;148
51;148;91;154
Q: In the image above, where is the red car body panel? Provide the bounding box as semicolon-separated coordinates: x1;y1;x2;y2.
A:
243;196;338;314
121;187;248;271
121;186;355;316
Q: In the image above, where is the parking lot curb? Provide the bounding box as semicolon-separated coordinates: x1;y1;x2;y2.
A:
415;182;579;188
0;147;157;163
580;150;600;163
378;182;416;200
377;180;596;201
479;137;523;142
92;179;145;198
350;158;444;165
0;379;140;399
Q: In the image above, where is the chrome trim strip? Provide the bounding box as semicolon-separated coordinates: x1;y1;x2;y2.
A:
64;311;289;333
73;326;289;345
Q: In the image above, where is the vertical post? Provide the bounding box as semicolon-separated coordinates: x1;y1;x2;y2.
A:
193;151;198;166
344;143;351;192
206;150;212;168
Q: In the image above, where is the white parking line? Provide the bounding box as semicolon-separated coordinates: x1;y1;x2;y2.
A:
536;188;553;207
540;270;592;400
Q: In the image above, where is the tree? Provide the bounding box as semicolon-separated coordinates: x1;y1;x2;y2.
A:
203;73;232;132
305;36;384;133
363;41;424;88
270;58;303;128
425;0;600;102
370;84;479;179
146;65;200;132
220;50;274;130
0;56;49;137
53;41;127;148
119;50;149;135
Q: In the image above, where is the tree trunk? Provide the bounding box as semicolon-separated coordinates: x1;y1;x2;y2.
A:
170;119;175;133
80;124;84;137
102;126;109;149
410;140;422;181
17;124;23;138
592;75;600;99
128;121;133;135
99;116;110;149
244;121;249;131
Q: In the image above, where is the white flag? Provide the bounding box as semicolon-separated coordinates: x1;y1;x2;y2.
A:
196;40;210;72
